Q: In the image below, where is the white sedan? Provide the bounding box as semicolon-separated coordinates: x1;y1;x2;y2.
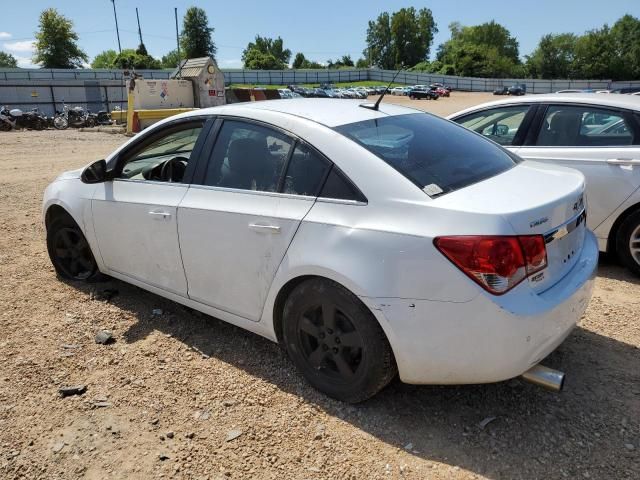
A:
43;99;597;402
449;94;640;276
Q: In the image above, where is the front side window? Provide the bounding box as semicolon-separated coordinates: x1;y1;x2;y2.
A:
204;120;293;192
455;105;531;146
335;113;517;197
536;105;634;146
119;122;204;182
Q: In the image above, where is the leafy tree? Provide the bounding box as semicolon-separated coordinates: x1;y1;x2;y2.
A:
0;51;18;68
526;34;577;79
242;36;291;69
326;55;355;69
112;48;161;70
91;49;118;69
435;21;520;77
136;43;148;56
161;49;181;69
364;8;437;69
292;52;306;69
33;8;88;68
571;26;615;79
355;57;370;68
609;14;640;80
180;7;216;59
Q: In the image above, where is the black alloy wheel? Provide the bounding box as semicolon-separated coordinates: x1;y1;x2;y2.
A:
283;278;397;403
47;217;99;281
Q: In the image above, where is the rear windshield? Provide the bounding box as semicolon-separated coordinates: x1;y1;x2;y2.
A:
335;113;518;196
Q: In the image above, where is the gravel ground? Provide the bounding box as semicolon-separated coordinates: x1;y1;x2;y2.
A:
0;95;639;479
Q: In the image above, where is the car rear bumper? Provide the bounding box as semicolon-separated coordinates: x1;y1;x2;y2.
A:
361;230;599;385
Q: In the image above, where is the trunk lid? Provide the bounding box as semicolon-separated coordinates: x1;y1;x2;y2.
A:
433;161;587;293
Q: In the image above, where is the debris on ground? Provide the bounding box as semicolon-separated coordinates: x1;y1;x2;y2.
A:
94;330;114;345
58;385;86;398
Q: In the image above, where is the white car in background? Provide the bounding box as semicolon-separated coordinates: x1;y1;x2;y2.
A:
43;99;597;402
450;93;640;275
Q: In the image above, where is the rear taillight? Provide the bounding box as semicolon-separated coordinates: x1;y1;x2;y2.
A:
434;235;548;295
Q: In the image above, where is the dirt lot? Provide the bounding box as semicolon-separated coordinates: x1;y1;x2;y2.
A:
0;94;639;479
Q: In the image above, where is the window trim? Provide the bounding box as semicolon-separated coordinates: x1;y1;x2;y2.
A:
110;116;213;183
194;115;368;204
528;103;640;149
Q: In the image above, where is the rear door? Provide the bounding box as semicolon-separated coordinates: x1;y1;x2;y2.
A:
517;104;640;229
177;119;332;321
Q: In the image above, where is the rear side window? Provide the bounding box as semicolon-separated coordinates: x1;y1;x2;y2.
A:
319;167;366;202
335;113;517;196
536;105;635;146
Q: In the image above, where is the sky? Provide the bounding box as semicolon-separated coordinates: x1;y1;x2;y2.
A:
1;0;638;69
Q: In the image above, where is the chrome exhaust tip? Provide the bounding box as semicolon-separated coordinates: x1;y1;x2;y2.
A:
520;364;565;392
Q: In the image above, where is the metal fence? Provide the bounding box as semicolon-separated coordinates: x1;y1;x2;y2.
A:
1;67;640;116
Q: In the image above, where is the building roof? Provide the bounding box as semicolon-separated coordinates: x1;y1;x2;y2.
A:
172;57;212;79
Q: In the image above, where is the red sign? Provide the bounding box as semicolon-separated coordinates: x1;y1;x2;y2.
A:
208;89;216;96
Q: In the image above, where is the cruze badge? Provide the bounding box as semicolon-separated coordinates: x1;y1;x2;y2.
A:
530;217;549;228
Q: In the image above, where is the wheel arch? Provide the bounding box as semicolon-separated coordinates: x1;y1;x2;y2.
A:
607;201;640;256
44;203;76;230
269;274;400;371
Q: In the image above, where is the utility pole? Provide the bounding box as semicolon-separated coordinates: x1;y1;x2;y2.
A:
174;8;181;68
111;0;122;54
135;7;143;47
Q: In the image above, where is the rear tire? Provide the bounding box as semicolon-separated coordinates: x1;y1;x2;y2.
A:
47;216;101;281
616;210;640;276
282;278;397;403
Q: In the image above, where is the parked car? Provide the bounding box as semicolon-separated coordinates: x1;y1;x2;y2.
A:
430;83;452;92
44;99;597;402
409;87;439;100
390;86;405;96
431;86;450;97
277;88;293;99
449;93;640;275
611;87;640;94
493;86;509;96
508;84;526;96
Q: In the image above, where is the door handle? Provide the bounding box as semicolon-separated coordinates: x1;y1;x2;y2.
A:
248;223;281;234
606;158;640;166
148;210;172;220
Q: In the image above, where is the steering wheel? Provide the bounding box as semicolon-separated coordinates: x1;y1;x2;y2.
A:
160;156;189;182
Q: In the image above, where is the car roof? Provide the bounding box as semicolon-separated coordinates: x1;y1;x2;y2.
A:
449;93;640;118
184;98;421;128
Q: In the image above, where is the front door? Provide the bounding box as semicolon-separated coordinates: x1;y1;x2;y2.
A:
91;120;208;296
178;119;332;321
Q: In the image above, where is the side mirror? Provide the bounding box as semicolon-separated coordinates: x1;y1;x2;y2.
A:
496;124;509;136
81;159;108;184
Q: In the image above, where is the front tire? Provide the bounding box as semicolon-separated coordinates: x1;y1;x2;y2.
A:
616;210;640;276
47;216;101;281
282;278;397;403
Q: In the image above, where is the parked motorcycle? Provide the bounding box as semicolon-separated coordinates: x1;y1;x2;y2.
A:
88;110;113;126
53;103;95;129
1;106;50;130
0;106;20;131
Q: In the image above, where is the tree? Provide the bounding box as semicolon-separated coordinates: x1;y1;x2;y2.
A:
364;8;437;69
180;7;216;59
355;57;370;68
136;43;148;56
91;49;118;69
33;8;88;68
0;51;18;68
526;34;578;79
434;21;521;77
292;52;306;69
609;14;640;80
161;49;181;69
112;49;161;70
242;36;291;69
